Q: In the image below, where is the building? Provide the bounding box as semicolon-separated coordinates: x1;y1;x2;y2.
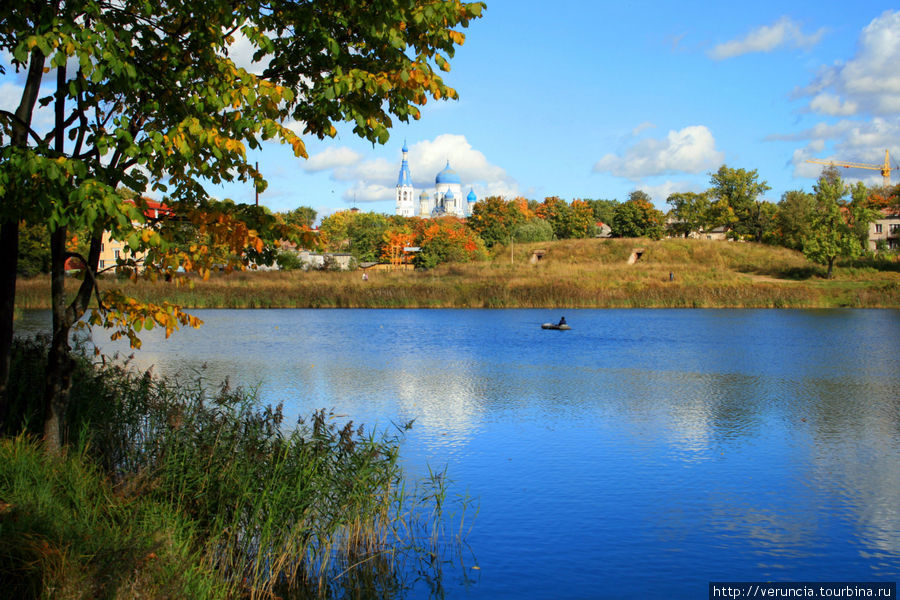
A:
394;142;477;218
97;199;173;271
868;208;900;251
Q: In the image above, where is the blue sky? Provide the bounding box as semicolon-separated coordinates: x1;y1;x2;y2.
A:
4;1;899;220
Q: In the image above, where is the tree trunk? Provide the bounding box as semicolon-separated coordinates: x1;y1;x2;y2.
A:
826;257;835;279
0;49;47;432
0;221;18;433
42;228;102;451
42;227;73;452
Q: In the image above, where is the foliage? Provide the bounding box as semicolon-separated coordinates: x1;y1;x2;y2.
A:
414;216;486;268
802;168;870;278
567;200;598;238
708;165;771;240
347;211;390;262
774;190;815;250
468;196;526;247
514;218;554;243
319;209;364;252
0;0;485;443
277;206;317;229
16;222;51;277
535;196;568;239
584;198;620;226
276;250;303;271
666;192;710;238
380;228;417;264
611;191;665;239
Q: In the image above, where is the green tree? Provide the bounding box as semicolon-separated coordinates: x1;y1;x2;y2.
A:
17;223;51;277
802;168;867;278
611;191;665;239
279;206;317;229
774;190;815;250
468;196;526;248
535;197;571;239
0;0;485;446
584;198;619;227
513;219;554;243
665;192;710;238
347;212;389;262
708;165;771;240
566;200;598;238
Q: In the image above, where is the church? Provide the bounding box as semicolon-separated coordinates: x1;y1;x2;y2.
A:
395;141;477;218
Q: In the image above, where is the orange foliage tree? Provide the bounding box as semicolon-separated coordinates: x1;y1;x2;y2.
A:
413;216;486;268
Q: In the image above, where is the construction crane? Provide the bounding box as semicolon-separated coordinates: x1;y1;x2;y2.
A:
806;149;895;190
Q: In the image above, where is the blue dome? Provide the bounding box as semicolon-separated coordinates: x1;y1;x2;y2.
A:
444;189;455;199
467;189;477;203
435;161;461;185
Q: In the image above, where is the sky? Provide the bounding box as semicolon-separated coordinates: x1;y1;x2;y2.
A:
3;1;900;221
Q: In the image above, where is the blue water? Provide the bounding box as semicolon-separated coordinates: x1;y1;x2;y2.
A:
15;309;900;598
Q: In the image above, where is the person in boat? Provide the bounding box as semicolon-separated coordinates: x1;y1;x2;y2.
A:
558;316;566;326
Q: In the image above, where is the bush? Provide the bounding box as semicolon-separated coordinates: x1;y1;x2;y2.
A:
514;219;554;243
276;250;302;271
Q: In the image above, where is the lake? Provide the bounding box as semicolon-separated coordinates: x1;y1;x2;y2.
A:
14;308;900;598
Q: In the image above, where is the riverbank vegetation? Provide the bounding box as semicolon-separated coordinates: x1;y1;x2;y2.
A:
1;338;469;598
15;237;900;310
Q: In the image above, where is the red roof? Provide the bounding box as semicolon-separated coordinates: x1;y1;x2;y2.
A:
126;197;174;219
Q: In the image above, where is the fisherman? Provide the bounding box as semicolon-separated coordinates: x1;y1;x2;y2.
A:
558;316;567;326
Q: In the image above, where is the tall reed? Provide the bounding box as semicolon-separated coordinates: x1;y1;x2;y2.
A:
3;338;473;598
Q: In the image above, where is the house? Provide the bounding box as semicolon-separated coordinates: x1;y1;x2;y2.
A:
868;209;900;251
595;222;612;238
97;199;173;271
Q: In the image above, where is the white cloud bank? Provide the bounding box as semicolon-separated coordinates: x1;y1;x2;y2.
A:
304;134;518;203
709;16;825;60
795;10;900;117
769;11;900;182
593;125;724;180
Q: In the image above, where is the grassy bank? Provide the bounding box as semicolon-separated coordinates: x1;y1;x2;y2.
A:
15;238;900;309
1;338;468;599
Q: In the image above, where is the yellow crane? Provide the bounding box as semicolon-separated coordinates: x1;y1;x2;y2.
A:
806;149;895;189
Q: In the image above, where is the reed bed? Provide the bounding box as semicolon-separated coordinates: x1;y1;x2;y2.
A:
2;337;472;599
14;238;900;310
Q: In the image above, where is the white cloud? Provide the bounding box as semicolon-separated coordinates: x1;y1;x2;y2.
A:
631;122;656;136
796;10;900;117
343;181;394;203
808;93;859;116
777;118;900;182
639;181;705;206
593;125;724;180
0;81;56;134
709;16;825;60
226;28;271;75
305;146;363;173
309;134;516;204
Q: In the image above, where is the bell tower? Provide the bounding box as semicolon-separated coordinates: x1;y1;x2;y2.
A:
395;141;415;216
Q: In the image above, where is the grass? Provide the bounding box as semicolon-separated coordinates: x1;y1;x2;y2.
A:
14;238;900;309
0;435;222;600
2;337;472;599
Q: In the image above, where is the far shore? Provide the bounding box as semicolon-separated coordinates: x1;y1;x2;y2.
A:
14;238;900;310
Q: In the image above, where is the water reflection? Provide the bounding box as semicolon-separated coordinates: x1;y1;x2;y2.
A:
12;308;900;597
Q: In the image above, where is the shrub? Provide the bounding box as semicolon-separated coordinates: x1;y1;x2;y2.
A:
514;218;554;243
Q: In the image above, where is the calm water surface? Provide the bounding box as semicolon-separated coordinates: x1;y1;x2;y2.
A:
15;309;900;598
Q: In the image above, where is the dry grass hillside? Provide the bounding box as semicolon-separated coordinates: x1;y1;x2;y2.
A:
15;238;900;309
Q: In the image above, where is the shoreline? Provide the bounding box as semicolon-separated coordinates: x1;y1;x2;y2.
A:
14;239;900;310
